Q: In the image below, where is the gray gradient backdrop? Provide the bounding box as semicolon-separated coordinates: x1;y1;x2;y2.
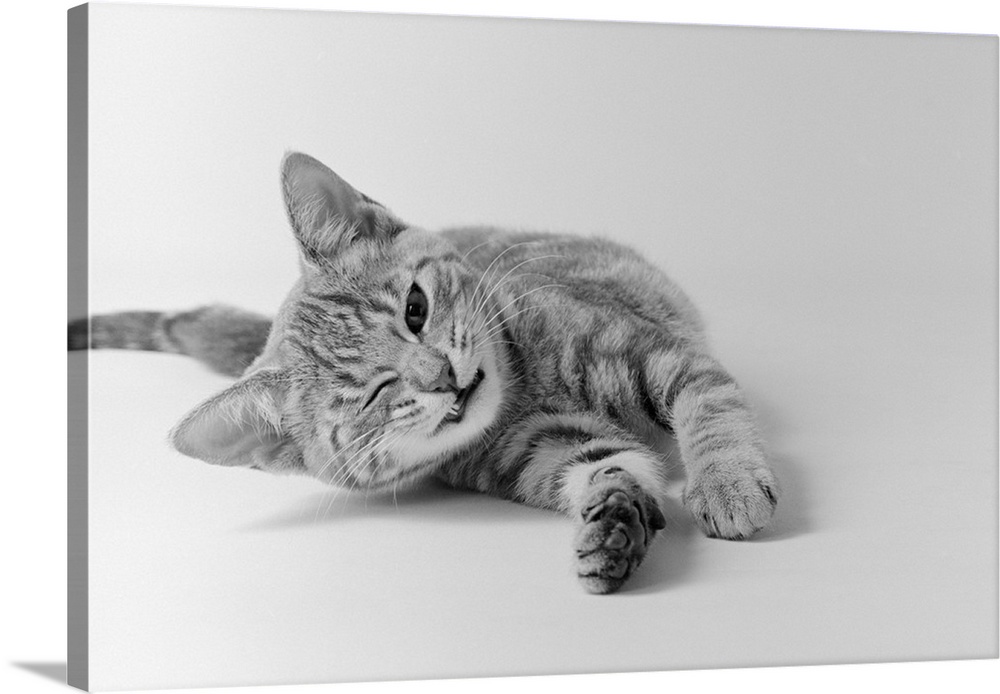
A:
78;3;997;690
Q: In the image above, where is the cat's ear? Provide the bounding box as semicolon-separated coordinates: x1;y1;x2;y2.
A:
170;368;302;472
280;152;405;262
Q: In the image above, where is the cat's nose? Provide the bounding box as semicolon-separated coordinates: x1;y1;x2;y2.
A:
428;361;459;393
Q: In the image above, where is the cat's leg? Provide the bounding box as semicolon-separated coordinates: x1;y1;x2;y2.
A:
68;305;271;377
440;414;668;594
642;348;779;539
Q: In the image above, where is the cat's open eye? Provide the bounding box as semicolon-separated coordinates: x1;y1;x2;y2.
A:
405;284;429;334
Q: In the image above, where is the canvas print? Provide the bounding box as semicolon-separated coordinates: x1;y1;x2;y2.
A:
67;3;998;691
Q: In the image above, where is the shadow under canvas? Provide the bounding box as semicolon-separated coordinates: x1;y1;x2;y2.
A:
12;662;67;686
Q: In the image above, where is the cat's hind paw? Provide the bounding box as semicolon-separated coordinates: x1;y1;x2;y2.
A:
684;460;778;540
574;466;666;594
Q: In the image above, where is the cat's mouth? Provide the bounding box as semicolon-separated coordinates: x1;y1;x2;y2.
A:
442;368;485;424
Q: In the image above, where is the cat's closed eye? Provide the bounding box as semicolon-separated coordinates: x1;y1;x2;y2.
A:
362;373;398;411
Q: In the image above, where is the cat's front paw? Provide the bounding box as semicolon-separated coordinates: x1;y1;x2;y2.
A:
684;459;778;540
574;466;666;594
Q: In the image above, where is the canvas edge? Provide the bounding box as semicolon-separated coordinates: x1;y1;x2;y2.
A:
68;3;89;691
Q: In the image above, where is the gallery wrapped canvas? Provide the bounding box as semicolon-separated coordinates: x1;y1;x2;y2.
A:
68;3;997;691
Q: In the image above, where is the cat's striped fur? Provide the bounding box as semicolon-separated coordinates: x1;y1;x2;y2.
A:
70;152;778;593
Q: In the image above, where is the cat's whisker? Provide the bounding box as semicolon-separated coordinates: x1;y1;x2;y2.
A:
472;336;523;356
474;331;526;361
312;421;387;483
473;302;553;346
323;430;406;519
313;425;404;520
464;240;546;325
328;426;398;484
472;254;565;308
475;338;521;351
323;453;368;508
319;438;387;518
333;427;406;492
466;254;565;329
472;283;567;341
355;433;397;489
459;239;494;263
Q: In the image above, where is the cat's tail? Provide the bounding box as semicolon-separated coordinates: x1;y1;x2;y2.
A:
68;305;272;377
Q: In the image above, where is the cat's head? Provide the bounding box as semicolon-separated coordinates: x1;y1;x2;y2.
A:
170;153;508;489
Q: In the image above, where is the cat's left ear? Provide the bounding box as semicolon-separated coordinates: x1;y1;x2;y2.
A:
280;152;406;263
170;368;303;473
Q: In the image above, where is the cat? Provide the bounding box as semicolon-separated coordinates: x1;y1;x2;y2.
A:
69;152;780;594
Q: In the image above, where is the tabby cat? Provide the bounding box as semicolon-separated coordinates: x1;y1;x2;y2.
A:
69;152;779;594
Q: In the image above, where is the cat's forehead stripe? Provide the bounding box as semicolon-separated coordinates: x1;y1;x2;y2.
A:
305;290;396;316
297;298;372;330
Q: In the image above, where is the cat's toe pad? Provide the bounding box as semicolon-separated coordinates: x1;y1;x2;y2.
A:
574;468;665;595
684;460;778;540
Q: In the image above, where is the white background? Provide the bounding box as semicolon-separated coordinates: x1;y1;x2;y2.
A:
86;2;996;689
2;1;999;694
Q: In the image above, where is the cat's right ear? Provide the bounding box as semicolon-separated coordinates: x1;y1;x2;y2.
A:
170;368;302;473
280;152;405;263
